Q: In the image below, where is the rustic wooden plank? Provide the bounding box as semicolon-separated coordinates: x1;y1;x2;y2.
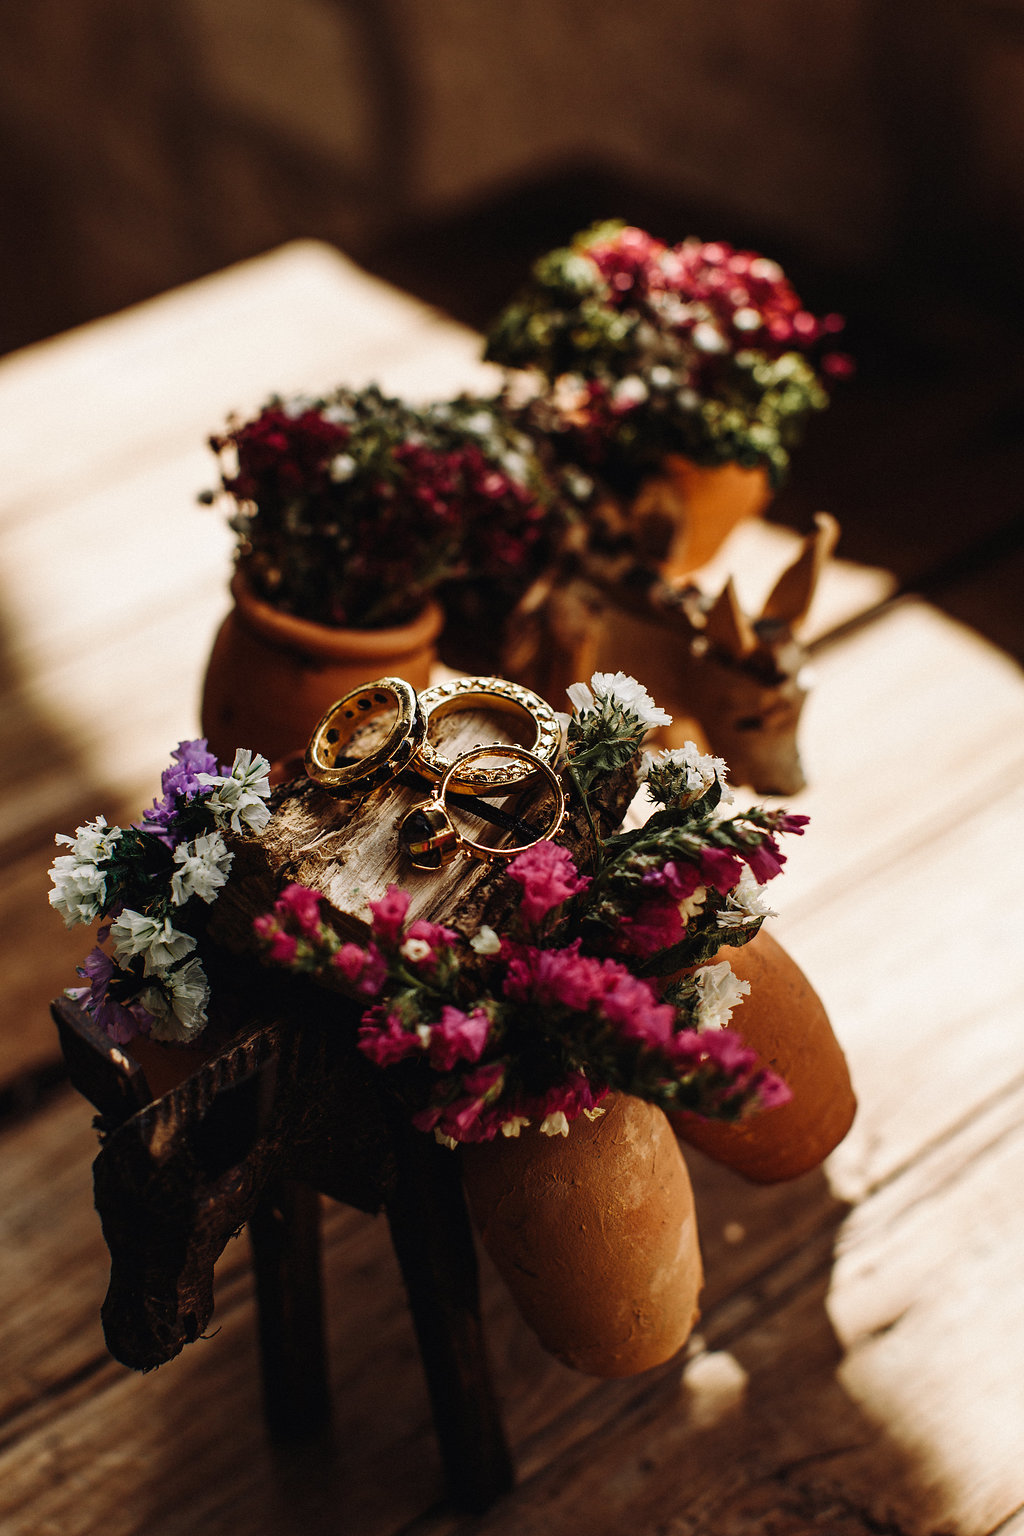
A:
7;1069;1021;1536
0;240;500;522
772;775;1024;1200
757;598;1024;921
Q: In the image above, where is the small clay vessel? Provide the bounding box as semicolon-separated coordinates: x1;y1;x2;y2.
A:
661;454;772;575
461;1093;702;1377
672;929;856;1182
200;570;444;765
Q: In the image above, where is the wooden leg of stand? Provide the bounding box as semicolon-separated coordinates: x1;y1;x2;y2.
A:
248;1179;332;1443
386;1126;514;1513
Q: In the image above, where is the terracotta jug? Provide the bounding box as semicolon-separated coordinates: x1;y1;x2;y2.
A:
672;929;856;1182
200;570;444;765
461;1093;702;1377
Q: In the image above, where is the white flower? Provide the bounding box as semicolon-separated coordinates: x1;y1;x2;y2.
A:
694;960;750;1030
401;937;432;964
470;925;502;956
329;452;356;481
500;1116;531;1138
198;748;272;834
588;671;672;730
434;1130;459;1150
109;910;197;977
641;741;731;798
612;374;649;408
139;957;211;1043
716;868;776;928
540;1111;571;1138
170;831;233;906
679;884;708;924
48;817;121;927
693;321;728;354
565;680;595;714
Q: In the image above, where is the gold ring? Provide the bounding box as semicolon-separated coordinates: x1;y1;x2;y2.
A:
304;677;425;794
415;676;561;795
399;745;566;870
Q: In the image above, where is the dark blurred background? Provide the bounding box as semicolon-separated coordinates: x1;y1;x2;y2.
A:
3;0;1023;650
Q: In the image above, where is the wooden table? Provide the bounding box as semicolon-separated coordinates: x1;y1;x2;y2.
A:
2;242;1023;1536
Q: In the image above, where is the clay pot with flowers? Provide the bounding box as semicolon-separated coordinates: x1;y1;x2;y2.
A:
200;387;563;765
485;221;853;581
248;672;851;1377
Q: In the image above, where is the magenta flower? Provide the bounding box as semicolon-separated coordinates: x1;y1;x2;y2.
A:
267;930;298;965
275;882;324;937
507;842;590;926
742;837;787;884
357;1007;423;1067
428;1005;491;1071
699;847;746;894
776;812;810;836
617;897;685;956
369;885;411;946
642;859;702;902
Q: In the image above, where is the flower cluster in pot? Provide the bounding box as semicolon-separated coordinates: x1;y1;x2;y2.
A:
485;220;853;498
203;385;566;630
253;672;809;1146
48;742;273;1043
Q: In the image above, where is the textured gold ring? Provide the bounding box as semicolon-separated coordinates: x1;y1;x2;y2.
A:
399;745;566;870
415;675;561;795
304;677;425;794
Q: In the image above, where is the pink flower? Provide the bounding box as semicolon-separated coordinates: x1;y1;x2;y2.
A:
699;847;745;894
369;885;410;945
642;859;702;902
507;842;590;926
275;882;324;937
334;943;369;983
597;969;676;1046
742;837;786;884
357;1007;422;1067
617;897;684;956
268;931;298;964
776;812;810;836
428;1006;491;1070
756;1070;792;1109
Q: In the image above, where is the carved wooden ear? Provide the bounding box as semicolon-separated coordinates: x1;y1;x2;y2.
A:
703;577;758;657
760;512;840;628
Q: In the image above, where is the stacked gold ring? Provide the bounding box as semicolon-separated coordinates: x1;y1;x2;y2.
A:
399;744;567;870
415;676;561;794
304;674;561;799
304;678;424;795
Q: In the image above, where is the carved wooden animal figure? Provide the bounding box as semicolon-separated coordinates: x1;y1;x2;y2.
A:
590;513;840;795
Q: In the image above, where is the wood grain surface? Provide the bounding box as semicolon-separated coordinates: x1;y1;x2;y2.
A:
1;242;1021;1536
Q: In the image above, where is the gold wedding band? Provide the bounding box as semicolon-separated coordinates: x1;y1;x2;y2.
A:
416;676;561;795
399;744;566;870
304;678;425;794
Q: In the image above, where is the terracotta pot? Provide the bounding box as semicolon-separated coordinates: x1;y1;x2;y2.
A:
200;571;444;765
461;1093;702;1377
661;455;772;576
672;929;856;1183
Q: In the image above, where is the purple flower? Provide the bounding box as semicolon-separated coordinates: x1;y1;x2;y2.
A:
642;859;702;902
137;739;223;844
76;947;153;1045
